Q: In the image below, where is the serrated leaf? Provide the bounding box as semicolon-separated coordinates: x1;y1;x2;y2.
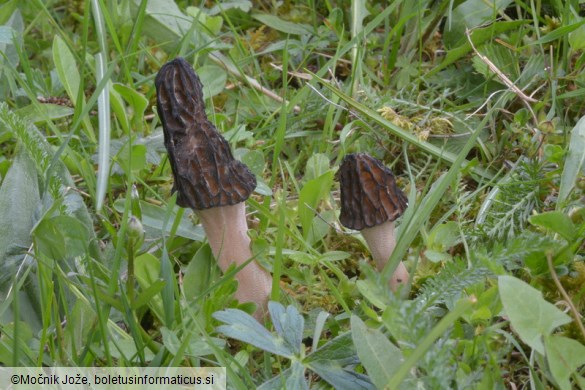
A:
351;315;403;389
559;115;585;204
214;308;294;358
545;335;585;390
269;302;303;355
498;276;571;354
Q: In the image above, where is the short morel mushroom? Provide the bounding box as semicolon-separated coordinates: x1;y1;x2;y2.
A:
155;57;272;318
338;153;409;290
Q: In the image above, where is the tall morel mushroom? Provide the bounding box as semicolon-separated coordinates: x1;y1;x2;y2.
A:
338;153;409;290
155;57;272;318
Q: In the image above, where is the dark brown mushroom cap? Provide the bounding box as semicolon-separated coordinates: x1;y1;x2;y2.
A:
338;153;408;230
155;57;256;210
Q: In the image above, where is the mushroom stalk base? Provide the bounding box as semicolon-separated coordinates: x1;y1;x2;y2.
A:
361;221;409;291
196;203;272;318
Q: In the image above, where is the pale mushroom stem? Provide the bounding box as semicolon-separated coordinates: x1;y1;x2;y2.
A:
195;203;272;319
361;221;409;291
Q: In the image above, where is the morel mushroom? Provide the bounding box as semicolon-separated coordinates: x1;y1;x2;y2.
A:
155;57;272;318
338;153;409;290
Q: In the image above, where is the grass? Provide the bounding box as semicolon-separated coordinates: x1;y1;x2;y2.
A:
1;0;585;388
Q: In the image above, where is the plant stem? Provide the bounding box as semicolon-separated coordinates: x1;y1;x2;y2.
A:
127;241;135;305
546;252;585;340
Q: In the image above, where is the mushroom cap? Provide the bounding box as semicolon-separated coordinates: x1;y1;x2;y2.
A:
338;153;408;230
155;57;256;210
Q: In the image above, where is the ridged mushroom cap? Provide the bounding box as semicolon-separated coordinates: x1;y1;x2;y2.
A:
338;153;408;230
155;57;256;210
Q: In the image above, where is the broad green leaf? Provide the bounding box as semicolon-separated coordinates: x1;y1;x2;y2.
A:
0;148;42;333
214;308;295;358
356;279;389;310
109;86;130;134
182;245;217;300
545;335;585;390
558;115;585;204
351;315;403;389
304;153;330;182
52;35;80;106
0;148;38;282
117;143;147;173
132;279;166;310
498;276;571;354
113;83;148;127
240;149;265;176
197;65;227;99
298;171;334;239
0;8;23;70
52;35;95;142
529;211;575;241
269;302;303;355
33;215;89;259
427;221;460;251
185;6;223;35
134;252;165;321
444;0;513;47
251;13;312;35
129;0;192;47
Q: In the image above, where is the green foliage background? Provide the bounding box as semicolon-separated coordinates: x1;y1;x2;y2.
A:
0;0;584;388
